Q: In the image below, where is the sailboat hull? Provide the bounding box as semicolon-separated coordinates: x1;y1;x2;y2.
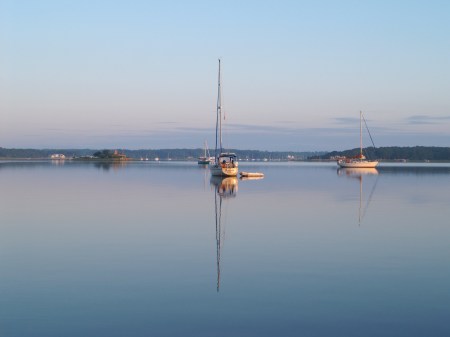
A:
198;157;213;165
210;164;239;177
337;160;379;168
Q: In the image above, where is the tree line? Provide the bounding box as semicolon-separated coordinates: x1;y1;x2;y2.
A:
311;146;450;161
3;146;449;161
0;147;323;160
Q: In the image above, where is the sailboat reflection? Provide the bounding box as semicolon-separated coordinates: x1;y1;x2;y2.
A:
210;176;238;292
337;167;379;225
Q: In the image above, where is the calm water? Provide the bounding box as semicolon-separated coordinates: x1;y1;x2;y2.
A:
1;161;450;337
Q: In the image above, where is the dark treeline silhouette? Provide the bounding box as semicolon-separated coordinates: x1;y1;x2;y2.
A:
311;146;450;161
3;146;450;161
0;148;93;158
0;147;323;160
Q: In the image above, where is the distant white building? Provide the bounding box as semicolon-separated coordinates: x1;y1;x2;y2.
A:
50;154;66;160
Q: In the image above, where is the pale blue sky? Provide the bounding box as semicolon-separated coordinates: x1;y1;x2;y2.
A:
1;0;449;151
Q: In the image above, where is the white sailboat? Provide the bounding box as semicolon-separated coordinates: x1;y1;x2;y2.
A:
210;59;239;177
338;111;379;168
198;140;214;165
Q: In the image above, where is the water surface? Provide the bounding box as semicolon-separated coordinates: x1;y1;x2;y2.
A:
1;161;449;337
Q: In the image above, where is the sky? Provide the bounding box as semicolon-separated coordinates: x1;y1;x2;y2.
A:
1;0;449;151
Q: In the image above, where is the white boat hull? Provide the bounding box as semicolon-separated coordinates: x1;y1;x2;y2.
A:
210;164;239;177
338;160;379;168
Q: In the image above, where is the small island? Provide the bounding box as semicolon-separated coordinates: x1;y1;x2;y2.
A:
75;150;129;161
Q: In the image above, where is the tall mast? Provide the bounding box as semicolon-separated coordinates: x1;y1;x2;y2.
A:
360;111;363;158
214;61;219;162
217;59;223;155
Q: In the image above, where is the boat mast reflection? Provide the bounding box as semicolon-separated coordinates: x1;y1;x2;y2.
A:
337;168;379;225
210;176;238;292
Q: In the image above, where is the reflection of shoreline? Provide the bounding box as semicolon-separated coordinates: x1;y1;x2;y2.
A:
51;159;65;166
94;161;128;171
377;165;450;175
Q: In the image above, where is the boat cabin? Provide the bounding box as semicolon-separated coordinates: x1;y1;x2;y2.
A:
217;153;237;167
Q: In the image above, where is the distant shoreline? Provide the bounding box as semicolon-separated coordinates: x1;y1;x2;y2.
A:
2;158;450;164
1;146;450;161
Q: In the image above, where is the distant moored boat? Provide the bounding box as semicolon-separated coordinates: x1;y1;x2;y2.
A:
338;111;379;168
198;140;214;165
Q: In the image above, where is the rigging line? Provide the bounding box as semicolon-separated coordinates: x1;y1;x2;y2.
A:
215;59;222;161
362;112;376;148
363;147;373;161
361;174;380;222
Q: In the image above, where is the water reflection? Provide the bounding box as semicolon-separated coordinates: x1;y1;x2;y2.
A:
210;176;238;292
211;176;238;198
337;168;379;225
94;161;128;171
2;162;450;336
51;159;65;166
239;176;264;181
377;164;450;175
337;167;379;176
